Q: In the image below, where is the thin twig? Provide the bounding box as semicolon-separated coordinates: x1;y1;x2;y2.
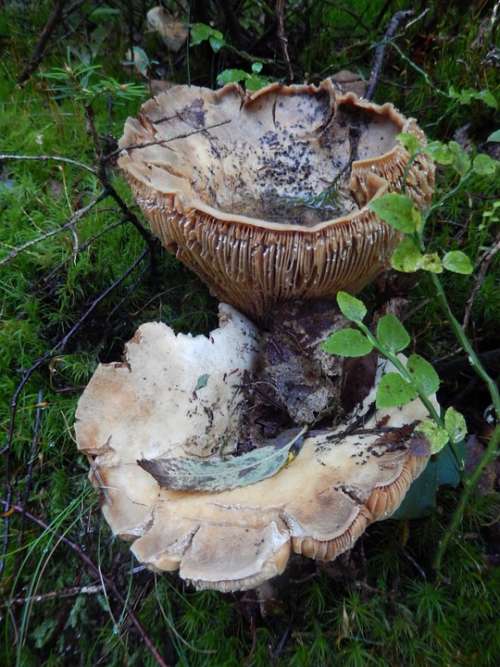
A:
463;235;500;330
17;390;45;546
0;500;170;667
106;120;232;161
17;0;68;84
0;192;107;268
366;9;414;100
80;106;157;266
276;0;294;82
0;251;148;575
6;584;104;606
0;153;96;175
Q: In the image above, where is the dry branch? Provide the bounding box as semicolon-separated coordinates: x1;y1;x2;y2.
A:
276;0;294;82
17;0;68;84
0;193;107;268
1;250;149;576
366;9;415;100
463;234;500;330
0;500;170;667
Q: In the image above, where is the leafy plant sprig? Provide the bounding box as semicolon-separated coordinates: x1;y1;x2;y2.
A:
39;50;146;105
190;22;271;90
323;132;500;572
322;292;466;456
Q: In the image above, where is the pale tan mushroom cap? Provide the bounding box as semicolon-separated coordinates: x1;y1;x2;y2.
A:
76;306;434;591
118;79;434;318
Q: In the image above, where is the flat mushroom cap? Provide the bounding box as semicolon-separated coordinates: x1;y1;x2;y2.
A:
75;305;434;592
118;79;434;319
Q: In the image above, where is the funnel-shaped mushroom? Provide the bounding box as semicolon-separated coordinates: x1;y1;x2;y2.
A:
118;79;434;319
75;305;434;592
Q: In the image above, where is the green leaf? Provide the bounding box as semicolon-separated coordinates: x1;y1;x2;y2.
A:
416;419;449;454
322;329;373;357
406;354;440;395
195;373;209;391
138;427;306;491
488;129;500;142
90;6;121;21
449;141;471;175
397;132;421;155
376;372;418;409
336;291;367;322
425;141;454;165
448;86;498;110
191;23;225;51
245;74;270;91
473;153;498;176
190;22;213;46
444;407;467;444
251;62;263;73
420;252;443;273
442;250;473;275
33;618;57;649
209;35;225;52
216;68;249;86
376;314;410;353
369;193;420;233
391;237;423;272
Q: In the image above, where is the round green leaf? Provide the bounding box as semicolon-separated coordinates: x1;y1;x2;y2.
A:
322;329;373;357
444;407;467;444
424;141;454;165
406;354;440;395
487;129;500;142
442;250;473;275
369;193;420;233
336;291;367;322
376;314;410;353
251;62;263;73
416;419;449;454
376;372;418;409
419;252;443;273
397;132;421;155
449;141;471;175
391;237;423;273
473;154;498;176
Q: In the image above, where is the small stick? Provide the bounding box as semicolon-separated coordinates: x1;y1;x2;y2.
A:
0;153;96;175
366;9;415;101
0;251;148;575
106;120;232;161
0;500;170;667
463;235;500;331
0;192;107;268
276;0;294;82
17;390;45;546
17;0;68;85
6;584;104;606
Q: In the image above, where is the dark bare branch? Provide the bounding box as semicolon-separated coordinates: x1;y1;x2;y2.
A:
366;9;414;101
276;0;294;82
0;192;107;268
0;500;170;667
17;0;68;84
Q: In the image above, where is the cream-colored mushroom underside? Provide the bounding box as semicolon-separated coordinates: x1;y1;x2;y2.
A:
119;81;403;226
75;305;431;592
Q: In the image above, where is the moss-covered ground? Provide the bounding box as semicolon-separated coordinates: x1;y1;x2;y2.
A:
1;1;499;665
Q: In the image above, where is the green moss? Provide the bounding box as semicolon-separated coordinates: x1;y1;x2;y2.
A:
1;1;499;665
